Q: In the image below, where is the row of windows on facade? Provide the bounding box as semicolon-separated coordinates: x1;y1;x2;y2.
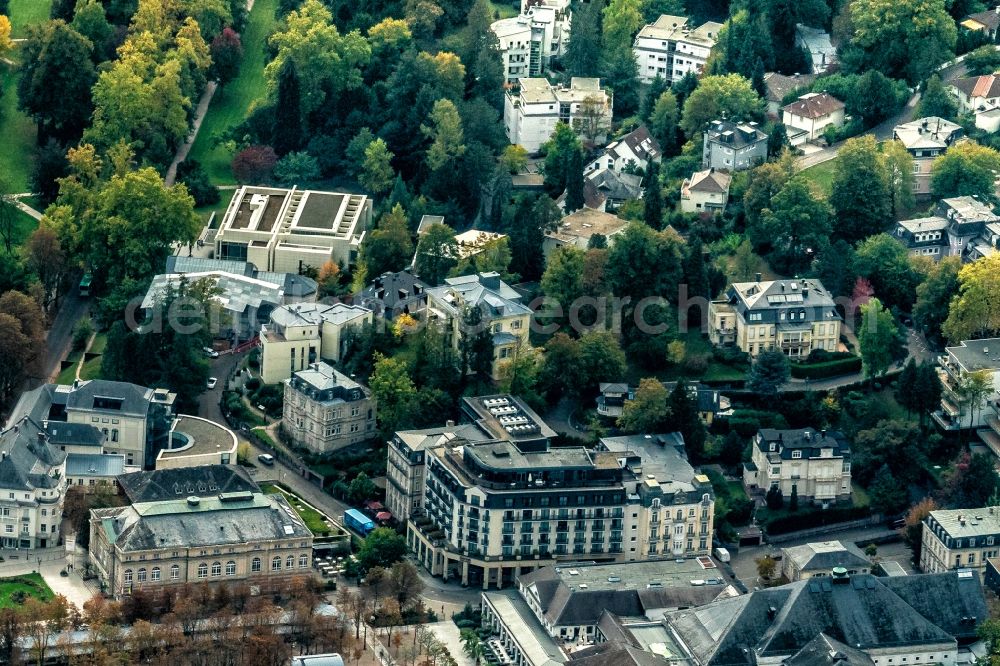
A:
123;554;309;584
490;537;709;556
124;541;310;561
293;400;367;419
4;524;56;534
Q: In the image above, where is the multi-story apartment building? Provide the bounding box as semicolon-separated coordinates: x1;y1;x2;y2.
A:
89;474;313;598
425;273;532;380
708;276;842;358
386;422;493;523
260;302;373;384
0;417;68;550
491;0;572;82
892;196;1000;263
13;381;177;469
282;362;376;455
893;117;963;196
214;186;373;273
921;506;1000;573
933;338;1000;433
701;120;768;172
743;428;852;505
404;397;714;589
504;78;613;153
633;15;721;84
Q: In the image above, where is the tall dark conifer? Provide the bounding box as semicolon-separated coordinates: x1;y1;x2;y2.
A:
564;149;584;213
272;60;303;157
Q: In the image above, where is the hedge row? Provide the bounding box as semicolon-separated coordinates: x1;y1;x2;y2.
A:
765;506;871;535
790;356;862;379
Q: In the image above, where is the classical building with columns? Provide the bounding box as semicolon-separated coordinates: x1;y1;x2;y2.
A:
404;396;715;589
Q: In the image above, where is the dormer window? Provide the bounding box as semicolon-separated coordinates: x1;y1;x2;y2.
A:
769;443;777;452
791;450;802;459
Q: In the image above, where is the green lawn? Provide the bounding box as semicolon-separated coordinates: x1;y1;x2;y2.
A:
79;355;104;381
0;574;53;609
56;362;79;385
261;483;336;535
11;206;38;246
0;67;37;193
798;157;839;198
489;0;519;19
188;0;280;184
9;0;53;37
88;332;108;355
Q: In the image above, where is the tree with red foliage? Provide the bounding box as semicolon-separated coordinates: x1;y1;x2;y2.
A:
231;145;277;184
210;27;243;86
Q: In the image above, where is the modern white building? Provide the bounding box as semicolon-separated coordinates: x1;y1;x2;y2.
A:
491;0;572;82
633;15;722;84
933;338;1000;433
214;186;373;273
504;78;613;153
259;302;373;384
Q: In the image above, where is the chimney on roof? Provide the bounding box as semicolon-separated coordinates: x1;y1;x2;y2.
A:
72;380;79;390
767;606;778;620
37;432;45;445
754;272;762;283
831;567;850;583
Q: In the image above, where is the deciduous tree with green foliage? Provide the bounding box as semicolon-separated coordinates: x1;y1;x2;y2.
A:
414;222;458;285
918;74;958;120
542;122;583;196
265;0;370;116
858;297;902;378
361;204;413;279
943;253;1000;342
914;256;960;344
359;138;395;195
618;378;669;433
848;0;956;84
357;528;408;573
854;233;921;312
578;330;627;396
680;74;762;138
541;246;585;309
422;99;466;172
643;160;663;229
869;464;908;514
939;451;1000;509
830;136;891;243
649;90;678;155
272;59;303;156
18;19;97;143
369;353;418;435
931;142;1000;201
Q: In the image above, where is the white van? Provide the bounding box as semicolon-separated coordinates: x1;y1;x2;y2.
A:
257;453;275;466
714;547;731;563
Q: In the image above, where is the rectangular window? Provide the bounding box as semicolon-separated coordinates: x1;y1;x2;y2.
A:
792;451;802;459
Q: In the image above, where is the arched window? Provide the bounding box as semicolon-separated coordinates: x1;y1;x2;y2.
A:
272;556;281;571
252;557;261;573
124;569;133;584
299;554;308;568
226;561;236;576
286;555;294;569
137;568;147;582
151;567;160;582
170;565;180;580
211;561;222;577
198;563;208;578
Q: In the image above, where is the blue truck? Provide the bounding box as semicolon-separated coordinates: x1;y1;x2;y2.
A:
344;508;375;536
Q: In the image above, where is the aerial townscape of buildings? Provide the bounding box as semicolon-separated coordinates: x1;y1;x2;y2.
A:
11;0;1000;663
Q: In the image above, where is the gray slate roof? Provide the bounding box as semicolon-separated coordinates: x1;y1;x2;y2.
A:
664;572;987;666
65;453;125;477
783;541;870;573
0;417;67;492
756;428;850;460
43;422;105;448
117;464;259;504
783;634;874;666
98;492;309;551
63;380;155;417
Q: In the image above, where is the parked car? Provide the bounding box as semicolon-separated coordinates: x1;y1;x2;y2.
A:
206;377;218;389
258;453;275;466
203;347;220;358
